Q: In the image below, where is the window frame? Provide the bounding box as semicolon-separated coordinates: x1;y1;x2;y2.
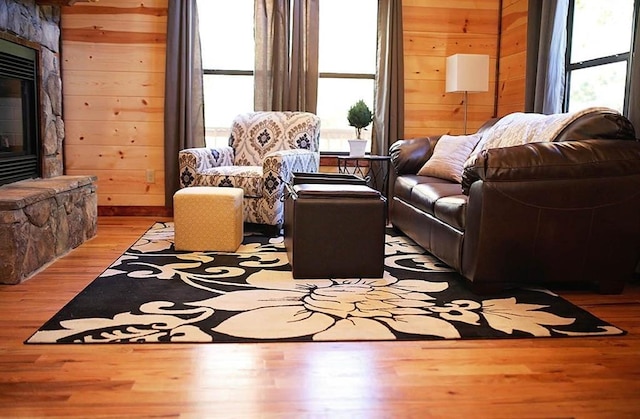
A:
564;0;639;115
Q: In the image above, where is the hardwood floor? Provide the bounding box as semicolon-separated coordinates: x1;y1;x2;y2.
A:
1;216;639;418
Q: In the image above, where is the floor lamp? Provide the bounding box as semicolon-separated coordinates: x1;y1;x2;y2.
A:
445;54;489;134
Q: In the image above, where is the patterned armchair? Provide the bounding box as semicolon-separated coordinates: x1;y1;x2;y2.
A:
179;111;321;230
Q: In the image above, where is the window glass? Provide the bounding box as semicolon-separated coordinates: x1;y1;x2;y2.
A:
197;0;254;70
198;0;254;148
318;0;377;153
565;0;636;115
318;0;377;74
569;0;634;63
316;78;374;153
567;61;627;113
203;75;254;146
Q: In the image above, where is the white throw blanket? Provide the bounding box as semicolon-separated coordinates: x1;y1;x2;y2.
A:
475;107;619;152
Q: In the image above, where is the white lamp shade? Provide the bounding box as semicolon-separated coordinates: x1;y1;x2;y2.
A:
445;54;490;93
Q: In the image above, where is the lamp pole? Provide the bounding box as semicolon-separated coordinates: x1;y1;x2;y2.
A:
463;90;468;135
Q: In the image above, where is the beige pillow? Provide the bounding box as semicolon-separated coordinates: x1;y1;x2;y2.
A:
417;134;482;183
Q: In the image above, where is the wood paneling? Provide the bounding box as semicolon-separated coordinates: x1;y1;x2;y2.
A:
402;1;500;137
1;216;640;417
497;0;528;116
61;0;168;208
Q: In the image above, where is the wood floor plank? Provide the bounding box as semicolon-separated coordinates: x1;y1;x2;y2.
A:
1;216;639;418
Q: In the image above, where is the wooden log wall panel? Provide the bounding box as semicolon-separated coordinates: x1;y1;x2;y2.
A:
402;0;500;137
61;0;168;208
65;168;165;197
64;120;164;146
63;96;164;122
497;0;528;116
62;70;165;97
62;43;166;71
64;145;164;170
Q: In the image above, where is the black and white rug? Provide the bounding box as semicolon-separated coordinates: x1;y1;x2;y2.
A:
27;222;625;343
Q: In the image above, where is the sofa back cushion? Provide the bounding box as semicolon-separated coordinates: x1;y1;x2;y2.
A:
472;107;633;156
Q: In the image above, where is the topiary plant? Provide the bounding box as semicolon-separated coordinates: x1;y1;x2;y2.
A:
347;100;373;139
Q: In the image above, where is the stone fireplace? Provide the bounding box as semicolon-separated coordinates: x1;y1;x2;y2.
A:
0;1;97;284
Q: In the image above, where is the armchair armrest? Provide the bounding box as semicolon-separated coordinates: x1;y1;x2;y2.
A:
389;136;442;175
262;149;320;197
178;146;234;187
462;139;640;194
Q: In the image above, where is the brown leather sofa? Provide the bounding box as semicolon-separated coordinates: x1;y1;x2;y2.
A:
389;109;640;294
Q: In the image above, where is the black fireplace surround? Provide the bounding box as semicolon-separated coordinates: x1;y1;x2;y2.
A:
0;38;40;186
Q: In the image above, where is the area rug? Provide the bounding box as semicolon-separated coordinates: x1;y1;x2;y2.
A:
27;222;625;344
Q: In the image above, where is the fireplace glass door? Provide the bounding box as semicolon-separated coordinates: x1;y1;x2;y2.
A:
0;38;39;186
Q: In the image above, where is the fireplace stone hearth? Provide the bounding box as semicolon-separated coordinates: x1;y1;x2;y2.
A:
0;175;97;284
0;1;97;284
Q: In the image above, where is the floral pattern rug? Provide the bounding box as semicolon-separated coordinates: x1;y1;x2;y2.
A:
27;222;625;344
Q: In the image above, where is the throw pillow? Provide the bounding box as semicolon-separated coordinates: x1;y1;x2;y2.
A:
417;134;482;183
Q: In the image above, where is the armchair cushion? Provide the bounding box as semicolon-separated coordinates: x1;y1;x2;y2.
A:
200;166;263;197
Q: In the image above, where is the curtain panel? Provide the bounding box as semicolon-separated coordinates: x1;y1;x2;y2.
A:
371;0;404;201
628;18;640;135
525;0;569;114
254;0;319;112
164;0;205;207
372;0;404;157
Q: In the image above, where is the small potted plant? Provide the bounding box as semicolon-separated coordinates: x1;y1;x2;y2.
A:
347;99;373;157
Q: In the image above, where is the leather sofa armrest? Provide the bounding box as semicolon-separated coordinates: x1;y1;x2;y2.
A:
389;135;442;175
462;139;640;194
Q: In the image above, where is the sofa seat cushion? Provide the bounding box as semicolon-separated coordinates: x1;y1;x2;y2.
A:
394;175;452;203
408;180;464;216
200;166;262;197
434;194;468;231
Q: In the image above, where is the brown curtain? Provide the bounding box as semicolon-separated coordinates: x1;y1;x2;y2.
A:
524;0;569;114
254;0;319;111
372;0;404;156
164;0;205;207
629;14;640;135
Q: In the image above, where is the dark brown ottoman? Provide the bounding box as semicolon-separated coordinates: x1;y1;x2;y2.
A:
284;182;386;279
291;171;367;186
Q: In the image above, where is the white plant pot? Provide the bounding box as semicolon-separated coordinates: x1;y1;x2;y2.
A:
348;139;367;157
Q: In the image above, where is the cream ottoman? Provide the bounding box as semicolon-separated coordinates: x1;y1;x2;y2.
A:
173;187;244;252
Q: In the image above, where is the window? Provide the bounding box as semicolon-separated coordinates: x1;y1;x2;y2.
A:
565;0;638;114
317;0;377;153
197;0;254;148
197;0;378;153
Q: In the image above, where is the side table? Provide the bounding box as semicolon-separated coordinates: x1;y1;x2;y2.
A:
337;155;391;198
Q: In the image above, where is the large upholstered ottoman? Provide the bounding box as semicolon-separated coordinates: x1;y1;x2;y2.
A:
173;186;243;252
284;182;386;279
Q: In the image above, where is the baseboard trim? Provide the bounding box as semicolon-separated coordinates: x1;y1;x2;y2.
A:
98;206;173;217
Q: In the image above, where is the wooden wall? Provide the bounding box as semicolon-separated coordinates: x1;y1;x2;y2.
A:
62;0;168;207
497;0;528;116
403;0;500;138
61;0;528;209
